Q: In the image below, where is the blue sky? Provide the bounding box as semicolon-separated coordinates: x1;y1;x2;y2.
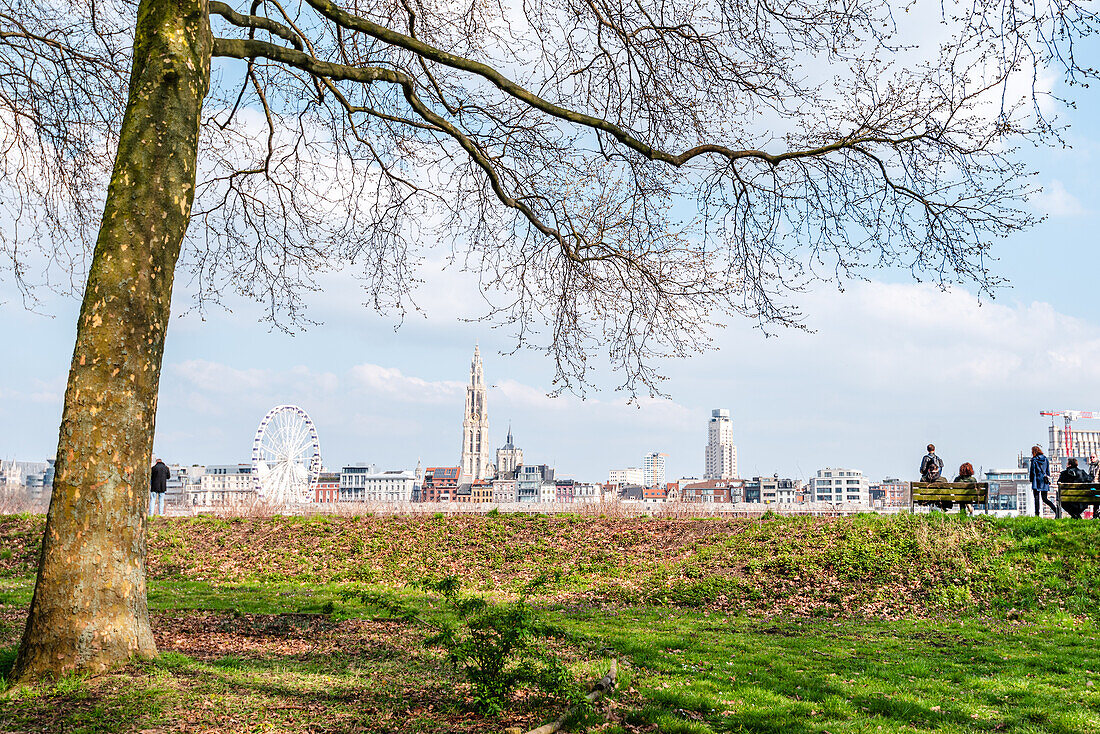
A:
3;41;1100;484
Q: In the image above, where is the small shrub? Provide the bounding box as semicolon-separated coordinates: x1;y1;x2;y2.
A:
420;575;580;714
353;574;581;714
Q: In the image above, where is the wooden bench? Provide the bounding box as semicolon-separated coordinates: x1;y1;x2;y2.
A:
911;482;989;514
1055;483;1100;518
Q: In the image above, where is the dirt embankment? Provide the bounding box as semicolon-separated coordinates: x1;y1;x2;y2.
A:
1;513;1097;619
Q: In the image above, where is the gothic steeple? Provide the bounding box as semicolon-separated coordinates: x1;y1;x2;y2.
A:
460;345;492;481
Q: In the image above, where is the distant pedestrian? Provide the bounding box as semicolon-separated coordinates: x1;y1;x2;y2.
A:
150;458;169;516
1090;454;1100;519
920;444;945;483
1029;446;1058;518
1058;457;1091;519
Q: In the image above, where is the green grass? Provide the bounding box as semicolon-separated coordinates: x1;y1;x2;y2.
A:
1;514;1099;732
554;606;1100;733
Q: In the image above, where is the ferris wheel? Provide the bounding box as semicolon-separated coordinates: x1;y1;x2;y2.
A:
251;405;322;504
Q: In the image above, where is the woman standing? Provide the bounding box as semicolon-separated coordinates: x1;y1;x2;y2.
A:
1029;446;1058;518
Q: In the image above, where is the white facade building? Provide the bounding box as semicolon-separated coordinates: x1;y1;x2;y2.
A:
539;481;557;503
168;464;204;506
809;468;868;505
461;345;492;481
643;452;668;489
573;482;604;503
704;409;738;479
608;467;644;485
346;470;417;503
1049;426;1100;462
198;464;256;505
491;478;517;504
758;476;801;504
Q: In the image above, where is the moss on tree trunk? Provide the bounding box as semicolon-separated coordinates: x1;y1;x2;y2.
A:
11;0;211;681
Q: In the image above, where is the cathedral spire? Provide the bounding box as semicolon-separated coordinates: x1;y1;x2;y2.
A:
461;345;492;481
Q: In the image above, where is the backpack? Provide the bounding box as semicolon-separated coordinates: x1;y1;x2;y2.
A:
922;454;942;481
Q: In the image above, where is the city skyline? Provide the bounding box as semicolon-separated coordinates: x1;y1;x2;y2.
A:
1;309;1094;484
4;72;1100;483
0;327;1073;488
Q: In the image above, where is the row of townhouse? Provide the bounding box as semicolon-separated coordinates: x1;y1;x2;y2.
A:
158;460;908;510
651;470;910;507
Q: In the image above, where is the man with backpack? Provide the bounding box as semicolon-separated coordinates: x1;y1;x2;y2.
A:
920;444;945;482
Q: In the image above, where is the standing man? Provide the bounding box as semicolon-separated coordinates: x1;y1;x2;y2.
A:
920;444;944;482
150;458;170;516
1029;445;1058;518
1089;454;1100;519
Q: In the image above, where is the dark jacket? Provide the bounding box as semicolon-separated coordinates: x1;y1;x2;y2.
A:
151;461;170;494
920;453;944;481
1058;466;1091;485
1029;454;1050;491
953;474;977;484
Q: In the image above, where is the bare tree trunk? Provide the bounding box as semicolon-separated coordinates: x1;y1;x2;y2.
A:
11;0;211;681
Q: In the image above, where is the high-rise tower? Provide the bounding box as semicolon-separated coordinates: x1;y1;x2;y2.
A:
643;452;668;488
705;409;738;479
461;345;492;481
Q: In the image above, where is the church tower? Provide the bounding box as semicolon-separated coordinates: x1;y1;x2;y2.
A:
461;345;492;481
496;424;523;477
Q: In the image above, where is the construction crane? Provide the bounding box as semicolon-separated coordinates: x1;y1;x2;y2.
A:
1039;410;1100;459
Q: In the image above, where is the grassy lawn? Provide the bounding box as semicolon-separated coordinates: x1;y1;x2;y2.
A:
560;607;1100;734
0;514;1097;732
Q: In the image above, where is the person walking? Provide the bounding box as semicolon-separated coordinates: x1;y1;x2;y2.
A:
1029;445;1058;518
150;458;170;516
1089;453;1100;519
1057;458;1090;519
920;444;945;482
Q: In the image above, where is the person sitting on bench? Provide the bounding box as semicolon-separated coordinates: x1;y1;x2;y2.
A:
950;462;977;513
919;445;950;509
920;444;945;482
1058;457;1091;520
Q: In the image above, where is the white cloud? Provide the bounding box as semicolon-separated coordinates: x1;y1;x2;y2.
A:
171;359;269;394
1033;180;1087;217
493;379;567;410
348;362;464;403
797;282;1100;391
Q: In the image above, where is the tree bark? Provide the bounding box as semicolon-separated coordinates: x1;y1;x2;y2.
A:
11;0;211;681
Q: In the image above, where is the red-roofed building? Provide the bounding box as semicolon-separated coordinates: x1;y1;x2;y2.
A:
421;466;462;502
682;478;744;503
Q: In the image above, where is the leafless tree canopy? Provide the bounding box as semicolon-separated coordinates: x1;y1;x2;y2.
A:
2;0;1096;392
